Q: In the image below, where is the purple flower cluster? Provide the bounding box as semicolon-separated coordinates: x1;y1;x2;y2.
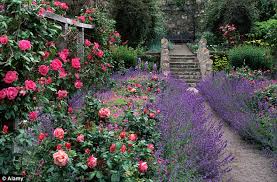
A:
155;77;232;181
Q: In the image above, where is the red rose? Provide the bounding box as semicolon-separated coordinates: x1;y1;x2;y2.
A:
2;125;8;134
46;77;52;84
0;89;6;100
0;35;8;45
25;80;37;91
138;161;148;173
98;108;111;119
68;107;73;113
56;144;62;150
87;155;97;168
50;59;63;71
78;16;86;22
53;128;64;140
87;54;93;60
65;142;71;150
85;148;90;154
38;133;46;141
6;87;18;100
120;131;126;139
129;134;137;142
3;71;18;84
71;58;81;69
110;143;116;153
149;113;155;119
18;40;31;51
28;111;38;121
120;144;126;153
76;134;85;142
38;65;49;76
60;3;68;10
85;39;91;47
74;80;83;89
57;90;68;99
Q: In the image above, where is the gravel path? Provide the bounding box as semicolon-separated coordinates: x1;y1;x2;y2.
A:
205;103;277;182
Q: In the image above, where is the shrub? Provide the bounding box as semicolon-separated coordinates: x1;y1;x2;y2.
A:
111;46;144;70
253;19;277;48
212;54;230;71
228;45;273;70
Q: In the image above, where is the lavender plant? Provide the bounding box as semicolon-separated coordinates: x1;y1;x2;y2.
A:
156;77;231;181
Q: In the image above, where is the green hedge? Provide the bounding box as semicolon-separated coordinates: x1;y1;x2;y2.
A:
228;45;273;70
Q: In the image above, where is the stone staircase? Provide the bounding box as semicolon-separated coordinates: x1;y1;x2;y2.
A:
169;44;201;86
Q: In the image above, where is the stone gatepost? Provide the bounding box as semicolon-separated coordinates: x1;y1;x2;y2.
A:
197;38;213;78
160;38;170;76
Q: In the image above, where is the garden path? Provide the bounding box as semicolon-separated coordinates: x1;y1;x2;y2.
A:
205;103;277;182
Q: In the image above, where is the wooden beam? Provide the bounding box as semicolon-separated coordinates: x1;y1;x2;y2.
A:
42;12;95;29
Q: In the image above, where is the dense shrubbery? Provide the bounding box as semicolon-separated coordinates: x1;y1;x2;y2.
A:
156;78;232;181
212;54;230;71
228;45;273;70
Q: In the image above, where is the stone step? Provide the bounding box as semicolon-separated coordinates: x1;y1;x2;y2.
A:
170;72;201;76
169;54;196;58
170;57;198;63
170;63;200;68
170;67;201;72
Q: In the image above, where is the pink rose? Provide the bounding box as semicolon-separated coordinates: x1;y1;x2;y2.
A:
0;35;8;45
53;150;69;167
2;125;8;134
129;134;137;142
54;1;61;7
53;128;65;140
59;68;67;78
28;111;38;122
71;58;81;69
120;144;126;153
38;133;46;141
74;80;83;89
38;65;49;76
120;131;126;139
149;113;155;119
58;49;69;62
93;42;100;49
0;89;6;100
138;161;148;173
60;3;69;10
76;134;85;142
147;144;154;151
110;143;116;153
38;8;45;16
18;40;31;51
25;80;36;91
3;71;18;84
87;155;97;168
50;59;63;71
85;39;91;47
6;87;18;100
98;108;111;119
57;90;68;99
78;16;86;22
96;50;104;58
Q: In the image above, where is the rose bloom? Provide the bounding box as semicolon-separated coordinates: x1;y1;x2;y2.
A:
53;150;69;167
0;89;6;100
57;90;68;99
59;68;67;78
149;113;155;119
38;7;45;16
98;108;111;119
110;143;116;153
96;50;104;58
120;144;126;153
54;1;61;7
138;161;148;173
38;65;49;76
47;7;55;13
42;51;50;59
93;42;100;49
28;111;38;121
18;40;31;51
87;155;97;168
50;59;63;71
74;80;83;89
85;39;91;47
58;49;69;62
129;134;137;142
60;2;69;10
3;71;18;84
2;125;8;134
147;144;154;151
6;87;18;100
53;128;65;140
85;148;90;154
78;16;86;22
77;134;85;142
101;64;107;72
56;144;62;150
68;107;73;114
120;131;126;139
25;80;36;91
71;58;81;69
87;54;93;61
46;77;52;84
0;35;8;45
38;133;46;141
65;142;71;150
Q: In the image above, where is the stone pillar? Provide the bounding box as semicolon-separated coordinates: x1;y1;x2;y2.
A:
160;38;170;76
197;38;213;78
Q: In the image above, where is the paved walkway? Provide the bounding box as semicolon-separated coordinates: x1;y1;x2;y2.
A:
169;43;194;56
205;103;277;182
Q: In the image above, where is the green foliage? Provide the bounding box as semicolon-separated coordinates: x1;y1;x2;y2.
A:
204;0;258;35
111;0;165;47
252;19;277;47
212;54;230;71
228;45;273;70
111;46;144;70
255;0;276;21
